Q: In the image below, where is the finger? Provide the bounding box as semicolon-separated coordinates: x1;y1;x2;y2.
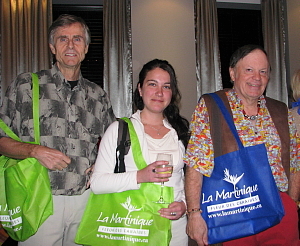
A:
55;165;64;171
155;165;172;172
167;212;180;220
151;167;169;182
155;160;169;165
61;161;69;168
52;160;68;171
62;156;71;164
160;208;177;215
167;202;178;209
170;212;177;216
156;174;170;181
203;234;209;245
154;177;169;183
57;160;69;169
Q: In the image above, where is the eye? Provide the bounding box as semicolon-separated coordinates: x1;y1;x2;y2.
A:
60;37;68;42
73;37;82;42
245;68;253;73
260;70;268;76
163;85;171;89
148;82;156;87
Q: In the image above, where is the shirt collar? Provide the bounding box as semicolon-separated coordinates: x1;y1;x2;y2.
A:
228;88;266;109
132;110;173;129
50;63;85;91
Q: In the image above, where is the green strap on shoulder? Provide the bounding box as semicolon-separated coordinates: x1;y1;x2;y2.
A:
0;73;40;144
0;120;21;141
120;117;147;170
32;73;40;144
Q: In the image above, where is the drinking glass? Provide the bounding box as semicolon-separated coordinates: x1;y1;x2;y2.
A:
153;153;173;204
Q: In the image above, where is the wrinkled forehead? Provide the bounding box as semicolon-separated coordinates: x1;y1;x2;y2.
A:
236;49;270;68
54;23;85;37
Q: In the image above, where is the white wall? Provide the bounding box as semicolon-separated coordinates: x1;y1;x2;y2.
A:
287;0;300;78
131;0;197;120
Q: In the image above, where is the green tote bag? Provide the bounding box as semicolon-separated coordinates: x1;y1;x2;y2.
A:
75;118;173;246
0;73;53;241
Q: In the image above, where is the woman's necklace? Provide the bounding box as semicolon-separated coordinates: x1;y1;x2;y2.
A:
145;124;164;135
242;100;261;121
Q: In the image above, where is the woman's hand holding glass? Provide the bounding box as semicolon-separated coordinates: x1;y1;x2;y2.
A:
153;153;173;204
136;158;172;184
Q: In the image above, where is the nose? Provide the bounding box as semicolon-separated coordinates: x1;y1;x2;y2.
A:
67;39;74;49
253;71;261;81
155;86;163;96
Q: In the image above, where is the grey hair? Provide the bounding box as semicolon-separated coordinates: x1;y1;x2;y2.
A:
48;14;91;46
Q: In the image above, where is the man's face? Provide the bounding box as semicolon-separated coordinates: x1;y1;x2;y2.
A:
229;49;270;102
49;22;89;71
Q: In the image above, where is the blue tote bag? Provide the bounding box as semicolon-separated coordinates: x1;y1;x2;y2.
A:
201;93;284;244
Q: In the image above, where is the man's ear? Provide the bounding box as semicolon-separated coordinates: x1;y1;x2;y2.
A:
49;44;56;55
84;44;89;54
229;67;235;82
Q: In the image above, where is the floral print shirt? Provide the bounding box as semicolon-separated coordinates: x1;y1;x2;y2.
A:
184;89;300;192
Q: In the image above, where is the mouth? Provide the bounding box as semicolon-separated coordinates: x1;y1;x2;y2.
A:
247;82;260;87
152;99;164;103
65;53;77;57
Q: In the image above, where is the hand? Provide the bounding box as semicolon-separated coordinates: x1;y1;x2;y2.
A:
137;160;172;184
186;212;208;246
158;201;186;220
30;145;71;170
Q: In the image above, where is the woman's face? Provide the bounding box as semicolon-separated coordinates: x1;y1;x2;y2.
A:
138;67;172;114
229;49;270;102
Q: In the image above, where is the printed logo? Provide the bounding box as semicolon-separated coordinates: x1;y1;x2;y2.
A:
120;197;142;218
202;168;260;213
223;168;244;190
0;204;23;231
96;196;153;238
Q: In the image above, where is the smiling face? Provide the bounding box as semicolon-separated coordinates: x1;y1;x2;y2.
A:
49;22;89;72
138;67;172;115
229;49;270;103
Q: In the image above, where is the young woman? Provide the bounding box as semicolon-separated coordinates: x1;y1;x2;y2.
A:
91;59;190;246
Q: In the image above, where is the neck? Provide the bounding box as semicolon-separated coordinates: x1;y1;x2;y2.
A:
140;110;164;126
242;100;261;120
57;63;81;81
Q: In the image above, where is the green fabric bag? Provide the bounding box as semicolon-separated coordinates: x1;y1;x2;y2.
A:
0;73;53;241
75;117;173;246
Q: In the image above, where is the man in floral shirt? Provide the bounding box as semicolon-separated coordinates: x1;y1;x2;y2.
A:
184;44;300;246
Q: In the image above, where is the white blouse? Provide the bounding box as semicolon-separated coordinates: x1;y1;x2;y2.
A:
91;110;186;203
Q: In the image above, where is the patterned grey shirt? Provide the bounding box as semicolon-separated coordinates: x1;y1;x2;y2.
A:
0;64;115;195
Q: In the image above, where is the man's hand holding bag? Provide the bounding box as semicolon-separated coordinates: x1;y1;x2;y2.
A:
0;73;53;241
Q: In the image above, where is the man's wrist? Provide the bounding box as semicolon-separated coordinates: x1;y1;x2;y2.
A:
186;208;202;217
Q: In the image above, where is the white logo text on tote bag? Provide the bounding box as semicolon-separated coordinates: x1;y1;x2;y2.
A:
96;196;153;236
202;168;261;214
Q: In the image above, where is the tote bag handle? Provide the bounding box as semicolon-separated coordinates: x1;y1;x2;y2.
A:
209;93;243;149
32;73;40;144
120;117;147;170
0;73;40;144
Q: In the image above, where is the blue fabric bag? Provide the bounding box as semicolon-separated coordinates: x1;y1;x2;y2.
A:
201;93;285;244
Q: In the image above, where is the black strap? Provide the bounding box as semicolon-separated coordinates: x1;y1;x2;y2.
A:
114;119;131;173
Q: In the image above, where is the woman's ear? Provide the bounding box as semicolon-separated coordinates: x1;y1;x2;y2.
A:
138;83;142;97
